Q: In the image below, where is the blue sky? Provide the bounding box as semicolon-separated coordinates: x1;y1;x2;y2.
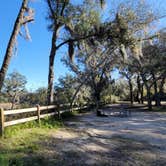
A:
0;0;165;91
0;0;67;91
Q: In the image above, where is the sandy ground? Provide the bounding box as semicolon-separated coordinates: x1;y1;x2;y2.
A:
35;107;166;166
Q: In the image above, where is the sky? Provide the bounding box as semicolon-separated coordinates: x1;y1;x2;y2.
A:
0;0;165;91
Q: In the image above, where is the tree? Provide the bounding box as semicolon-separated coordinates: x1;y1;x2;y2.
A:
54;74;90;108
63;36;115;115
136;75;144;104
154;29;166;106
128;37;166;110
110;0;166;109
2;71;27;109
46;0;71;104
46;0;104;104
21;87;48;107
62;0;160;113
0;0;34;91
54;74;76;105
119;67;134;105
141;43;166;109
111;78;130;101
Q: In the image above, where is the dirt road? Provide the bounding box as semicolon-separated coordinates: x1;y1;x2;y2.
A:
37;108;166;166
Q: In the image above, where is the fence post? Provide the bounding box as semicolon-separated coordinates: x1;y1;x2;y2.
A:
36;105;40;124
0;108;4;137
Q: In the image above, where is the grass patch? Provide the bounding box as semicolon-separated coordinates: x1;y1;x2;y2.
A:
0;111;81;166
0;116;64;166
3;116;63;138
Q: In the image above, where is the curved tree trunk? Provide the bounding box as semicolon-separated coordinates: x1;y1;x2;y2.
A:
70;82;84;111
0;0;28;91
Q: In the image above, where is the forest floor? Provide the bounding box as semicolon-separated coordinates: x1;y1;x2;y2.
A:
0;104;166;166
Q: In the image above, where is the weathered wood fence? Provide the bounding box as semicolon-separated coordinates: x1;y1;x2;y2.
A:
0;105;86;136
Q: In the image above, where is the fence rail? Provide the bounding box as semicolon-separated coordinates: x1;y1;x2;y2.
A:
0;105;86;136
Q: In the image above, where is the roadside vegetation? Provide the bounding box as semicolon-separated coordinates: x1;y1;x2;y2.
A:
0;117;63;166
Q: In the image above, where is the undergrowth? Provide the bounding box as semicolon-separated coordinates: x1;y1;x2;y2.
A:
0;116;64;166
61;110;78;119
4;116;63;138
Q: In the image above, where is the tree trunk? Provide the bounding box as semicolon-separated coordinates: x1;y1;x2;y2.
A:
48;54;55;104
158;77;165;106
11;100;15;110
0;0;28;91
47;31;57;104
146;87;152;111
152;72;159;106
155;94;161;107
95;92;101;116
136;75;141;103
140;73;151;110
11;92;18;109
96;100;100;116
140;83;144;104
129;80;133;105
70;82;84;111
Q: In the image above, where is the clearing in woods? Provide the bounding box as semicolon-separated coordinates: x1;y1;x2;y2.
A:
0;104;166;166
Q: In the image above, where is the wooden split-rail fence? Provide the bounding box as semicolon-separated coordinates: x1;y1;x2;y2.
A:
0;105;87;136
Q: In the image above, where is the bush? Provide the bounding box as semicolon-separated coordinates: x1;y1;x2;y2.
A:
101;94;119;104
111;95;119;103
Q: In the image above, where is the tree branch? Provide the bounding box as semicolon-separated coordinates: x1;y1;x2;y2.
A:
47;0;56;21
56;33;97;50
